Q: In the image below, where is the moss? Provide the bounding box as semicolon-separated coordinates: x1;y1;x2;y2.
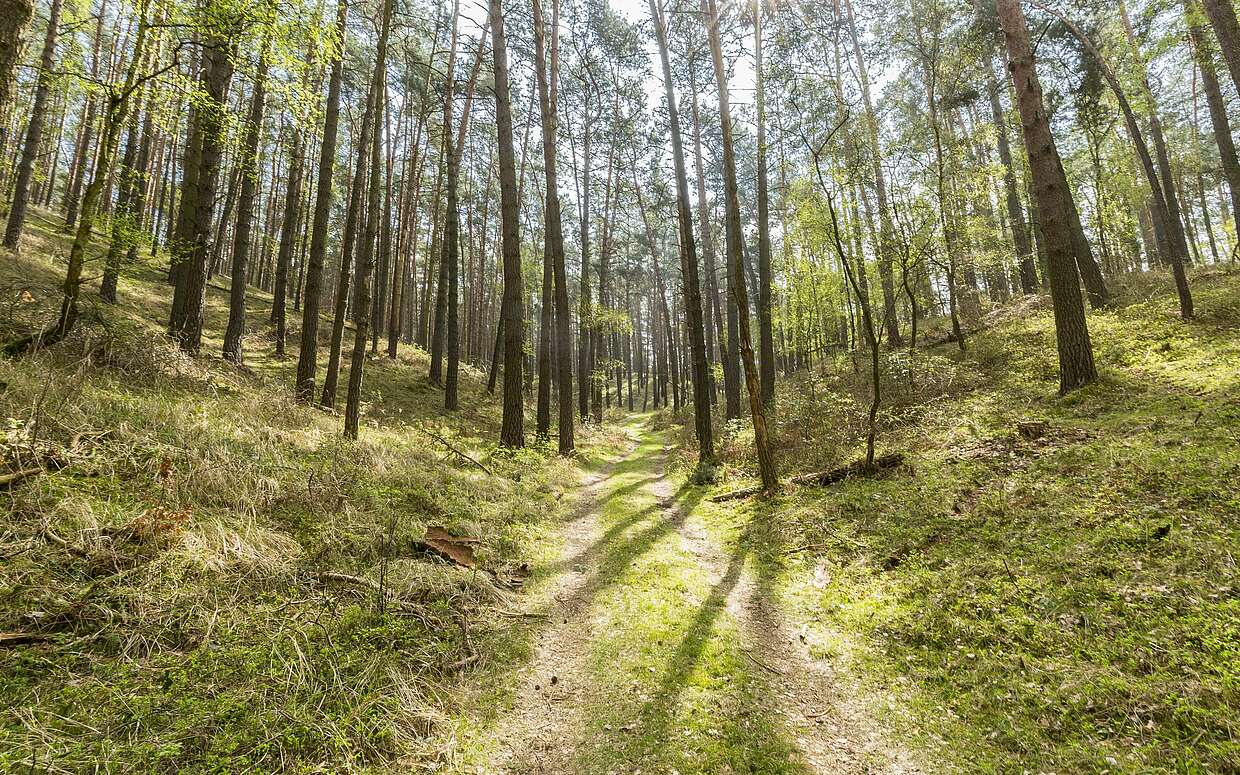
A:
0;208;588;772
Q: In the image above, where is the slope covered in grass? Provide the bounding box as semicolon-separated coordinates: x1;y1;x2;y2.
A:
0;210;603;772
691;269;1240;773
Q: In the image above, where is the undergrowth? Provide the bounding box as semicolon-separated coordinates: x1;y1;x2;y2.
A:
0;210;590;773
691;268;1240;773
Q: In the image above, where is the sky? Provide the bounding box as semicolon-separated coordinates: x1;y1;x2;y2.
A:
599;0;759;125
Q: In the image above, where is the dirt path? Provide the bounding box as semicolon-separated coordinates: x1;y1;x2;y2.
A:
484;433;639;774
449;418;923;774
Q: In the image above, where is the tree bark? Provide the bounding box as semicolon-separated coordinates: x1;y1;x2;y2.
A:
1188;0;1240;235
0;0;33;121
343;0;393;440
997;0;1096;393
650;0;713;462
322;95;373;408
3;0;63;250
842;0;903;345
490;0;524;448
1202;0;1240;95
222;50;269;363
703;0;776;490
295;0;348;401
532;0;574;454
168;35;234;354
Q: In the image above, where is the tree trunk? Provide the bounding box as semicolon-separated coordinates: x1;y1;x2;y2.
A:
703;0;776;490
296;0;348;401
343;0;393;440
689;77;725;405
843;0;903;346
997;0;1096;393
1202;0;1240;95
650;0;713;462
489;0;524;447
168;35;234;354
754;0;776;407
0;0;33;122
1188;1;1240;234
532;0;574;454
3;0;63;250
222;50;269;364
322;95;373;408
63;1;107;232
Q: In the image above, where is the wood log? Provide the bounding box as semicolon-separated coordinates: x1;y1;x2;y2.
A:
790;452;904;487
0;467;44;489
708;452;905;503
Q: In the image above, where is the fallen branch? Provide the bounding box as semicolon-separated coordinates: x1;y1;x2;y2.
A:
0;467;45;489
789;452;904;487
742;649;784;675
708;484;766;503
709;453;906;502
0;632;52;647
420;428;495;476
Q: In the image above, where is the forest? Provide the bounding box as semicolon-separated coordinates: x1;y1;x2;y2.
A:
0;0;1238;770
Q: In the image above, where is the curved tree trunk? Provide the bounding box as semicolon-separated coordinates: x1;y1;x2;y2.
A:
4;0;63;251
997;0;1096;393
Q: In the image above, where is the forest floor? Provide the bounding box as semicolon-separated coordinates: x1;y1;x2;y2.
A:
435;415;922;774
2;210;1239;774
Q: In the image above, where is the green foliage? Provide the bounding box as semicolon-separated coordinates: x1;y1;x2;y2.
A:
706;270;1240;773
0;217;586;772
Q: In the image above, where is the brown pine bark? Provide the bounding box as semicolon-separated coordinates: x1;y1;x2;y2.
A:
429;0;461;388
1202;0;1240;95
649;0;713;462
1188;0;1240;234
168;35;235;354
0;0;33;121
321;97;372;409
222;48;270;364
295;0;348;402
343;0;393;440
703;0;776;490
443;27;487;410
754;0;775;407
532;0;574;454
996;0;1096;393
3;0;63;250
489;0;524;448
689;73;725;403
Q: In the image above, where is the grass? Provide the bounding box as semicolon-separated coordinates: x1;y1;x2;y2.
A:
689;267;1240;773
0;208;596;773
5;205;1239;773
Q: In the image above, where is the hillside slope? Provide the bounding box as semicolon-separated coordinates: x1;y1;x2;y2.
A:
0;210;608;772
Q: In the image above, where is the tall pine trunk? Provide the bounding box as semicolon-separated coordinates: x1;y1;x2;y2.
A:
490;0;524;447
703;0;776;490
295;0;348;401
343;0;393;439
997;0;1096;393
649;0;713;462
532;0;574;454
4;0;63;250
222;47;269;363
